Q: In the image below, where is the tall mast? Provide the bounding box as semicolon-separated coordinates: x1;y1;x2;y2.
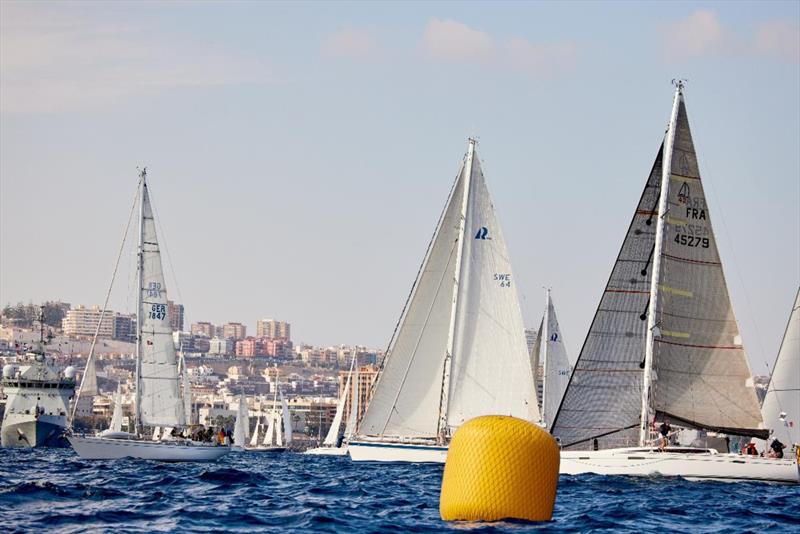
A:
437;137;475;444
639;82;683;446
134;167;146;436
541;288;551;426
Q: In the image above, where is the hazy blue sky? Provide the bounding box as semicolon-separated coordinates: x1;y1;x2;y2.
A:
1;1;798;372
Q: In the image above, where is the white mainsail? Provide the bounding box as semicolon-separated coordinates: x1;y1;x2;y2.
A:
249;416;261;447
281;393;293;444
358;139;538;443
323;356;356;447
540;291;571;430
233;394;248;447
110;385;123;433
343;363;360;440
761;288;800;447
264;413;276;446
552;84;767;450
137;182;185;428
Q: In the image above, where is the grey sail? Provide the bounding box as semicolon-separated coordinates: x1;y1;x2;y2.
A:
138;183;185;428
530;316;544;409
761;288;800;447
651;97;765;439
551;145;663;449
358;163;467;439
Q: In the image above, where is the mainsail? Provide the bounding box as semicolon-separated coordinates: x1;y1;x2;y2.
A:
358;139;538;442
551;83;767;449
540;291;571;430
137;180;185;428
650;92;764;438
760;288;799;447
233;394;248;446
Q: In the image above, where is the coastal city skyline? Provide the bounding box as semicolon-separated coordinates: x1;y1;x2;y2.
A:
2;1;798;373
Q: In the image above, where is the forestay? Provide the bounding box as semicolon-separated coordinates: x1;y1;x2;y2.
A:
551;145;664;449
761;288;800;446
651;97;764;438
138;183;185;428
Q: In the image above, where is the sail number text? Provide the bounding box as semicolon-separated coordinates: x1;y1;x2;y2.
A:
149;304;167;320
494;273;512;287
674;234;709;248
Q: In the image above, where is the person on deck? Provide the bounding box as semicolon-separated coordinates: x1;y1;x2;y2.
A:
768;438;785;459
658;420;672;451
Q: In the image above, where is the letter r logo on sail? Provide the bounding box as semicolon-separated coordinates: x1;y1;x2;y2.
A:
475;227;489;239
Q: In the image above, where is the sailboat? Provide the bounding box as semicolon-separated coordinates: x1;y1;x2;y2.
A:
349;139;539;463
98;384;133;439
551;82;798;483
232;393;249;451
530;289;572;431
305;354;360;456
247;369;291;452
68;169;229;462
759;288;799;453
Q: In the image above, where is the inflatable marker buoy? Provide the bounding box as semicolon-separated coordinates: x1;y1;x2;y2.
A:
439;415;559;522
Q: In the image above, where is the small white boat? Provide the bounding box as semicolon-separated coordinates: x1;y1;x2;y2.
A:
350;139;539;462
550;82;791;483
67;169;229;462
305;354;359;456
560;447;799;484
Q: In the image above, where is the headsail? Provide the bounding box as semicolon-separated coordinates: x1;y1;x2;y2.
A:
343;363;360;440
138;181;185;428
250;416;261;447
323;356;356;446
358;155;468;439
761;288;800;447
110;385;123;433
541;291;571;430
551;145;664;449
281;392;293;444
650;92;765;439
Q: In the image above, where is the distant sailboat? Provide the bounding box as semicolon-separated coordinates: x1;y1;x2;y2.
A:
305;354;359;456
530;289;571;431
232;393;249;451
760;288;800;451
349;139;539;463
98;385;133;439
551;82;798;483
68;169;229;462
247;369;291;452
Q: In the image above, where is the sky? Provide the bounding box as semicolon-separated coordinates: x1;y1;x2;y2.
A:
1;1;798;373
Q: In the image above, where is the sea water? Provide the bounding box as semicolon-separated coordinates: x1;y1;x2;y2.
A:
0;448;797;532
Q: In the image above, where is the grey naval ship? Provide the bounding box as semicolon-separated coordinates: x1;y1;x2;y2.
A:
1;335;76;448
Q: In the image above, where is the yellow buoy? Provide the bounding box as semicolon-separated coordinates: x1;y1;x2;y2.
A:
439;415;560;522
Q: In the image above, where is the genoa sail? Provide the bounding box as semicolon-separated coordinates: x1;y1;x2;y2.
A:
281;393;293;444
651;95;765;439
551;145;664;450
138;182;185;428
761;288;800;447
323;356;356;446
358;139;538;442
343;364;360;440
233;394;248;446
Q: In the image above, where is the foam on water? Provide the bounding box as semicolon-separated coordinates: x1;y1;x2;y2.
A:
0;449;797;532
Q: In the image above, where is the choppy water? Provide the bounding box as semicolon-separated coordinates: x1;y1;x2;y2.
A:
0;449;797;532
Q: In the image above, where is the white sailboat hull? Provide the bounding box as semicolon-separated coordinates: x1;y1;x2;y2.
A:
349;440;448;463
560;447;799;483
68;435;230;462
304;446;349;456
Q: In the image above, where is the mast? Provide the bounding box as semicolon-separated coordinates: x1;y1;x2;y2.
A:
639;82;683;446
134;167;146;437
541;288;551;426
437;138;475;444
